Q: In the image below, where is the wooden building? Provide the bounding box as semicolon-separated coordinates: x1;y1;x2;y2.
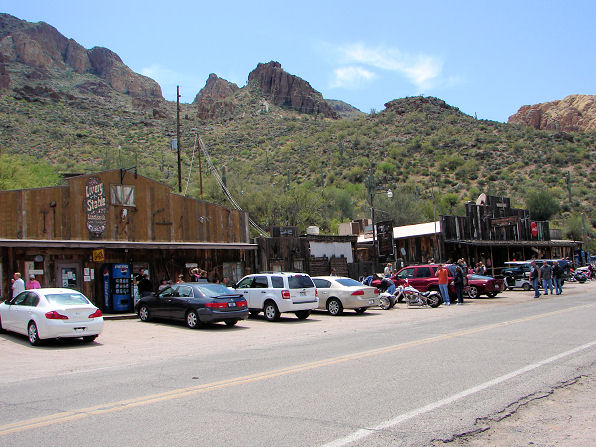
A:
0;169;256;309
440;194;579;273
256;233;359;278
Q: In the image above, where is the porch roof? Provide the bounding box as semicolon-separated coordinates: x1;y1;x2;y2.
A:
0;239;257;250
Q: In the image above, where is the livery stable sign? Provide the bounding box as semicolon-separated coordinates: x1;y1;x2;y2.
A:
83;176;107;235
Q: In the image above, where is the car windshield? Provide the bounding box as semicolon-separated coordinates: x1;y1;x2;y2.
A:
336;278;362;287
197;283;236;297
45;293;90;305
288;275;315;289
469;275;493;280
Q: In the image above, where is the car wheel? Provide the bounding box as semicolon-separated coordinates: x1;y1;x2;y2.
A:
295;310;311;320
28;322;41;346
83;335;98;343
186;310;201;329
327;298;343;316
263;301;280;322
467;286;479;299
249;310;260;318
225;320;238;326
522;283;531;291
138;305;151;322
354;307;367;314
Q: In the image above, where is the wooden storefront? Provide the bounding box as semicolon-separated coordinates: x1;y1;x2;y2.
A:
0;169;256;308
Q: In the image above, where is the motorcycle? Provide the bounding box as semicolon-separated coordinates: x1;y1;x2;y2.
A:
397;283;442;307
572;270;588;283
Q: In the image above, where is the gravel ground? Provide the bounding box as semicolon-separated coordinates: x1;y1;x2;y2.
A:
443;369;596;446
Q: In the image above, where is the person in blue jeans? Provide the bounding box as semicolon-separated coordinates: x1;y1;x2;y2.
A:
436;264;450;305
540;262;553;295
529;260;541;298
552;261;563;295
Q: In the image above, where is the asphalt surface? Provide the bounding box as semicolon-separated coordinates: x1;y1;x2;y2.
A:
0;281;594;446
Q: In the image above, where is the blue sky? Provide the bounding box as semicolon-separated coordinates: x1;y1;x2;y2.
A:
3;1;595;122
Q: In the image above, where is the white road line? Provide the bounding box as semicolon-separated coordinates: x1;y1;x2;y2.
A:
320;339;596;447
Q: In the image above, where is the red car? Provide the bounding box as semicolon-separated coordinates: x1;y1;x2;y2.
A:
374;264;463;298
465;274;505;298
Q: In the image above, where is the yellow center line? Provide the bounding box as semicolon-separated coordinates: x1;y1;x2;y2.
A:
1;302;594;436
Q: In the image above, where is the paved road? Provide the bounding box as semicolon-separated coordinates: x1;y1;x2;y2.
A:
1;282;595;446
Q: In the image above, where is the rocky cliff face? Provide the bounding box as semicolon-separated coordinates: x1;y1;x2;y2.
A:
508;95;596;132
248;61;338;118
193;73;239;120
0;13;162;100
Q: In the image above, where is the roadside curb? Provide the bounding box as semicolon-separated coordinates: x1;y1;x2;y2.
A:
103;313;137;320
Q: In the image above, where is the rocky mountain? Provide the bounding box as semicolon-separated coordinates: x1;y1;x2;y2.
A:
193;73;239;120
508;94;596;132
247;61;339;119
0;13;162;100
325;99;365;119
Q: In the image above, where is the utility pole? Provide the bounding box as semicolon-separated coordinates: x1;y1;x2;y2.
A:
176;85;182;193
197;134;203;196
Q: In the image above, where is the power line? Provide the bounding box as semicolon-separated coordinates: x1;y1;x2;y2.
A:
198;137;269;237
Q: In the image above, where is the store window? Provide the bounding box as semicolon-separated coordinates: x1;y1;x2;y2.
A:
110;185;135;207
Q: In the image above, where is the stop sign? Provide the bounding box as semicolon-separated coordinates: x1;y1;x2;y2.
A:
530;221;538;237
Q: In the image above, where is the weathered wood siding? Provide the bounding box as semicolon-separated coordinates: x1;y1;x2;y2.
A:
0;170;249;243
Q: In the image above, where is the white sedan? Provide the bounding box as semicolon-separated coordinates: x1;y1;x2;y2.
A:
0;288;104;346
312;276;380;316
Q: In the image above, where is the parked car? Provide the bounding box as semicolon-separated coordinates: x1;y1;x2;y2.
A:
135;282;248;328
382;264;463;298
466;274;505;298
233;272;318;321
0;288;104;346
312;276;379;315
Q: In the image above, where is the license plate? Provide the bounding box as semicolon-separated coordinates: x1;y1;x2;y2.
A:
228;302;236;307
495;285;500;289
74;327;86;332
369;300;374;304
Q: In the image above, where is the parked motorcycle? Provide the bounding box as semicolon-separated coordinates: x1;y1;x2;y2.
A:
570;270;588;283
394;282;442;308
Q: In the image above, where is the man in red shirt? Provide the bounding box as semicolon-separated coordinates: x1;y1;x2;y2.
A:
436;264;450;305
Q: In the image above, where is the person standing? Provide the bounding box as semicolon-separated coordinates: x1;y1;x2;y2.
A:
25;273;41;289
384;263;393;277
137;273;153;297
529;260;541;298
453;261;465;305
540;262;553;295
436;264;450;305
552;261;563;295
11;272;25;298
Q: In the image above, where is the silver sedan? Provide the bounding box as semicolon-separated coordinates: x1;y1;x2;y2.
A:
312;276;380;316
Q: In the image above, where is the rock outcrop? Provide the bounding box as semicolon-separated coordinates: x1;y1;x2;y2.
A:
248;61;338;118
508;95;596;132
0;53;9;89
193;73;239;120
0;13;162;100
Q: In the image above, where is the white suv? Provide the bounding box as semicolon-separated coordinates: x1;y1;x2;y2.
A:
233;272;318;321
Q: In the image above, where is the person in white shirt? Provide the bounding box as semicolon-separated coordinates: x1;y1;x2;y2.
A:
11;272;25;297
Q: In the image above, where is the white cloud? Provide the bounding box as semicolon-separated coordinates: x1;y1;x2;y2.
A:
330;66;377;89
335;43;444;91
140;64;208;102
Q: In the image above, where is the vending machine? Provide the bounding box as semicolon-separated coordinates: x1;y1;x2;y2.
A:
102;263;133;312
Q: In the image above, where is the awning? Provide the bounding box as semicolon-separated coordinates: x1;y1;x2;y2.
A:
0;239;257;250
443;239;580;248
